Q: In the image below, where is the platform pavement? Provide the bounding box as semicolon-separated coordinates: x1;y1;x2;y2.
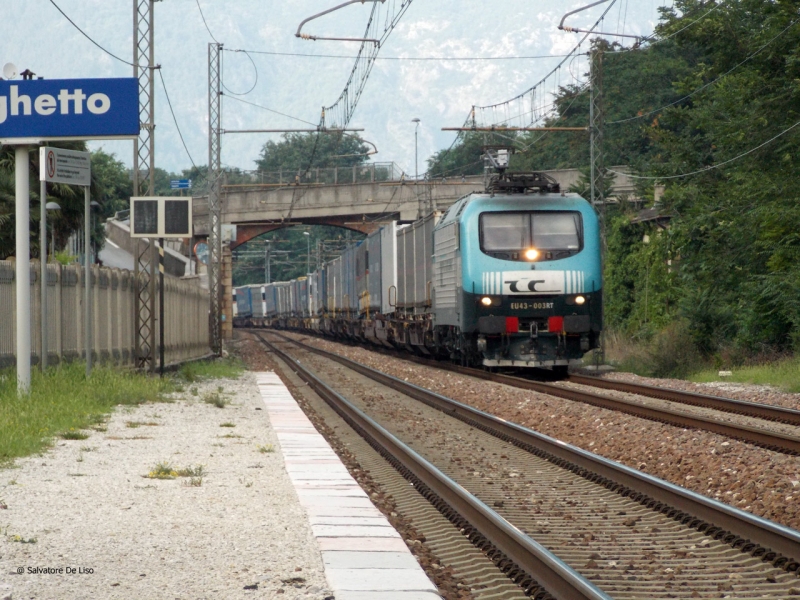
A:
256;372;441;600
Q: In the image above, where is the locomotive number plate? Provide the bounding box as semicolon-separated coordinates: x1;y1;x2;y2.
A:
511;302;554;310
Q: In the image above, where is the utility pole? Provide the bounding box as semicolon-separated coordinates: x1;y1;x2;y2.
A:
590;43;606;366
133;0;158;373
208;42;223;355
265;242;270;284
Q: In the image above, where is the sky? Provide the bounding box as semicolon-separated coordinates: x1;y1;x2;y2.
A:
2;0;672;176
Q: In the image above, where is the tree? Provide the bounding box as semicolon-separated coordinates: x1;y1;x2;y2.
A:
255;132;370;173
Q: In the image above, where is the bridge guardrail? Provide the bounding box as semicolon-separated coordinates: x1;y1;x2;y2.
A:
223;162;407;187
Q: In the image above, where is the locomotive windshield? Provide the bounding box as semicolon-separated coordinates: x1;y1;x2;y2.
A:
480;211;582;259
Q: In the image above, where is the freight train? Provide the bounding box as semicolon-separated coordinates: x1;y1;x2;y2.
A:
234;169;602;374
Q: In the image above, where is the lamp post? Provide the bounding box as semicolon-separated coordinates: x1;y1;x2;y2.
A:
303;231;311;274
412;118;420;182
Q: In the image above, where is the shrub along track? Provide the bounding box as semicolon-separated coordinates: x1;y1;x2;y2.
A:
256;331;800;599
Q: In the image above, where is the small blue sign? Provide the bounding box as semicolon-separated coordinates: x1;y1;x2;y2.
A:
0;78;139;141
170;179;192;190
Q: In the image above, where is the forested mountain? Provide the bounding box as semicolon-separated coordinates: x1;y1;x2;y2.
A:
430;0;800;368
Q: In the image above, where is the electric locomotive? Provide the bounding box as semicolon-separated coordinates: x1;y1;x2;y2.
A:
431;169;602;373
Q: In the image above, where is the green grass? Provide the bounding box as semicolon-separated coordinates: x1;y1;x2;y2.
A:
178;357;244;382
690;356;800;393
203;392;228;409
0;362;173;467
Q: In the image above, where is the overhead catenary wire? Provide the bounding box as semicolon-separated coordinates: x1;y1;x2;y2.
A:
225;95;319;128
228;49;575;61
221;50;259;96
195;0;220;44
48;0;135;67
157;69;197;169
609;119;800;180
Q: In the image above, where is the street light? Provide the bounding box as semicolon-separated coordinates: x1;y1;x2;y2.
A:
412;118;420;182
303;231;311;274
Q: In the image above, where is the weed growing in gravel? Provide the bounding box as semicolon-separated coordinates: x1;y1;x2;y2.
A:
176;465;206;477
126;421;159;429
203;393;227;409
7;534;37;544
60;429;90;440
80;446;96;452
190;387;198;396
220;433;243;439
147;462;179;479
0;362;174;466
0;498;7;509
257;444;274;453
178;357;243;382
185;476;203;487
220;422;236;428
146;462;206;480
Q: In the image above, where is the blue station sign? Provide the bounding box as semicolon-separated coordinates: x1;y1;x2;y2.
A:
0;78;139;142
170;179;192;190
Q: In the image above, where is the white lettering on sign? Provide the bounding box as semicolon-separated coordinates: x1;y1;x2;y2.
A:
0;86;111;124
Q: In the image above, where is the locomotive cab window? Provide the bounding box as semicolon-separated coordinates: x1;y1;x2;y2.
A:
480;212;583;261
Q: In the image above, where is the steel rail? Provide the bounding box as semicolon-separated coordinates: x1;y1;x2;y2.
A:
255;332;611;600
307;343;800;455
478;371;800;455
264;331;800;567
568;373;800;426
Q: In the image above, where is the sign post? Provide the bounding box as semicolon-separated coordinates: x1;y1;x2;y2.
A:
40;146;92;376
130;197;193;375
15;147;30;393
0;77;139;392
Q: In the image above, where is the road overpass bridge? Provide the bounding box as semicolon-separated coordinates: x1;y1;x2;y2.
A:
191;164;637;248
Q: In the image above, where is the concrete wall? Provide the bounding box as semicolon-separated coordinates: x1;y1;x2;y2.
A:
105;218;190;278
0;260;210;369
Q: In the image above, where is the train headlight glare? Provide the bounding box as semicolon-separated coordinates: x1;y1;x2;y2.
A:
524;248;539;261
574;295;586;305
480;296;493;307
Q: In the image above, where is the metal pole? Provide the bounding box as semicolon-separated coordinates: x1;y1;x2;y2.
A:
415;125;418;182
134;0;157;371
208;42;223;355
84;186;92;378
15;146;31;395
159;239;164;376
40;178;47;372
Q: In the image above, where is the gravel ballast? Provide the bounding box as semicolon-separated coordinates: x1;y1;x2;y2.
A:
282;332;800;532
0;372;332;600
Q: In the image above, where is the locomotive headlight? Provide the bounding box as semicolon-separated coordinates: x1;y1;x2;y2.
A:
524;248;539;261
574;295;586;305
480;296;493;307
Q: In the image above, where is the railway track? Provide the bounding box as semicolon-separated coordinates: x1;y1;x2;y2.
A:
256;331;800;600
566;373;800;426
274;332;800;455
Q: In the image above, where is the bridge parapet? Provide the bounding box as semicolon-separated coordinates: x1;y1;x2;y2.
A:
192;166;638;243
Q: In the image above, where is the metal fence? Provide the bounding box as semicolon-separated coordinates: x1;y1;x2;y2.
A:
224;162;407;187
0;261;210;369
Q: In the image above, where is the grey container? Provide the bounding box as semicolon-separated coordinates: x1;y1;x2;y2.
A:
396;213;439;313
